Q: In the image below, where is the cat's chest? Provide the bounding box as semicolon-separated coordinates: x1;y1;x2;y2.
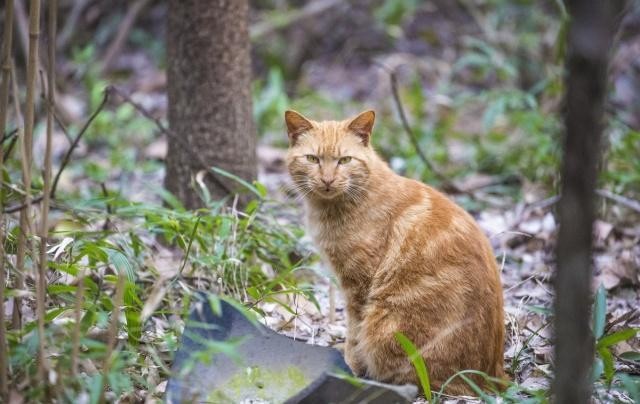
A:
306;211;386;275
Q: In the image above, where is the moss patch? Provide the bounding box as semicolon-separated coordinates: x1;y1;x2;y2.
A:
207;365;309;403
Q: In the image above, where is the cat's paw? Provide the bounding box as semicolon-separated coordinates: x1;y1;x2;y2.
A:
344;346;367;377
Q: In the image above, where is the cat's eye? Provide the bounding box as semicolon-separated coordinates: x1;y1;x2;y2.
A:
306;155;319;163
338;156;352;164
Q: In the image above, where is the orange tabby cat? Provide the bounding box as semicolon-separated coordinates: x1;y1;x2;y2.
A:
285;110;506;395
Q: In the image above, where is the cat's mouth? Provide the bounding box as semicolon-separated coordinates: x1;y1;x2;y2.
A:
314;186;342;199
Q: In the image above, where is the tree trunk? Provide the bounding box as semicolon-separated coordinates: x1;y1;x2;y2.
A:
553;1;624;402
165;0;256;209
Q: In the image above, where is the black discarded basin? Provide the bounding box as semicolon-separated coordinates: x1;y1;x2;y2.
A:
166;293;417;403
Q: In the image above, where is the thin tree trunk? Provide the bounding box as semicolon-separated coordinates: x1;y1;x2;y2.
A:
553;1;624;402
165;0;256;209
36;0;57;386
15;0;41;331
0;0;15;398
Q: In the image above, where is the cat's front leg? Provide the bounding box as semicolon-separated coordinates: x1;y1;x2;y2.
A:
344;303;367;376
344;327;367;376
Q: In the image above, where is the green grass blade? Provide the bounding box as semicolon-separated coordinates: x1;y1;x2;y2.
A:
210;166;263;198
593;285;607;339
596;328;638;349
395;332;432;401
459;374;495;403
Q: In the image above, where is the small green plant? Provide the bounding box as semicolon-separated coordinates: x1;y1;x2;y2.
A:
253;67;290;136
591;285;639;389
5;165;316;401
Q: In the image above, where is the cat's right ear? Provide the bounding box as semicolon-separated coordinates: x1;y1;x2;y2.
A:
285;110;313;146
347;110;375;147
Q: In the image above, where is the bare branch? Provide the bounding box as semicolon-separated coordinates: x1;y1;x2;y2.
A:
3;88;110;214
56;0;90;51
109;86;232;195
50;89;108;200
385;68;467;195
597;188;640;214
101;0;153;73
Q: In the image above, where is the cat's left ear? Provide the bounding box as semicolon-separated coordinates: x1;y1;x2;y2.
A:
348;110;375;146
285;110;314;146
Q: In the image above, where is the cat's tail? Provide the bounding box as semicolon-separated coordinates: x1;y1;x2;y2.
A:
491;363;509;392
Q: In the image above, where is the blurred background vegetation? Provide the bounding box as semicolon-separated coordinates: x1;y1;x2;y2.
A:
1;0;639;402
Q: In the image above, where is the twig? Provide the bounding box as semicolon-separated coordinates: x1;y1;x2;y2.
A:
10;61;24;330
56;0;90;51
2;129;18;143
507;195;560;231
0;0;14;397
53;111;72;143
100;273;125;404
508;189;640;233
615;354;640;374
100;183;112;231
36;0;57;389
4;88;110;214
387;69;464;194
13;0;34;79
388;71;436;174
178;216;201;277
597;189;640;214
38;69;73;144
51;89;109;199
4;136;18;160
108;86;232;194
101;0;152;73
70;270;85;378
604;309;639;335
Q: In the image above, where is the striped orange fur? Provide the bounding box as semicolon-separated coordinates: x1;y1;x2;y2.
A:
285;110;506;395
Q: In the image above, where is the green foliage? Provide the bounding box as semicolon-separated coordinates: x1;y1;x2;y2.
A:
68;45;159;180
454;38;518;82
592;285;639;389
6;171;314;401
374;0;420;35
254;67;290;136
602;126;640;194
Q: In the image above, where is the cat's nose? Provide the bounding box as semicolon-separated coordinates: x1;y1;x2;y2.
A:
321;178;335;187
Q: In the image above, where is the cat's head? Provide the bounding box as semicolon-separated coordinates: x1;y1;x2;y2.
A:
285;110;376;201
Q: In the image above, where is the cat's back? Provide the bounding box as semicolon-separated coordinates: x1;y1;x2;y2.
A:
384;175;499;280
